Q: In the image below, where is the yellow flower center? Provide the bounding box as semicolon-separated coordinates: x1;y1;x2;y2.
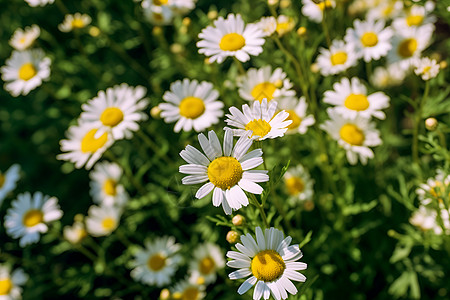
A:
101;217;116;230
182;287;200;300
360;32;378;47
147;253;166;271
286;110;302;130
406;15;424;27
397;38;417;58
276;22;292;35
339;124;365;146
18;63;37;81
423;66;431;74
23;209;44;227
199;256;215;275
207;157;243;190
100;107;124;127
153;0;169;5
344;94;370;111
430;181;449;199
285;177;304;195
317;0;333;10
72;18;85;29
179;97;205;119
251;82;277;102
103;178;117;196
251;250;286;282
19;37;27;44
330;51;348;65
219;33;246;51
80;129;108;153
245;119;272;138
0;173;5;188
383;5;394;17
0;279;13;296
76;228;87;242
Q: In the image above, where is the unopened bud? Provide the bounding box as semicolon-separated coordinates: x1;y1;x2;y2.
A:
280;0;291;8
303;200;315;211
439;61;447;69
74;214;84;223
170;43;184;54
207;10;218;20
310;63;320;73
297;26;307;37
160;289;170;300
182;17;191;27
89;26;101;37
425;117;438;131
204;58;211;65
268;0;279;5
152;26;163;36
226;231;239;244
232;214;245;226
151;106;162;119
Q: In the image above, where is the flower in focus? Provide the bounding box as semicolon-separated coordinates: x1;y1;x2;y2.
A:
0;164;21;205
58;13;92;32
197;14;265;63
227;227;307;300
4;192;63;247
316;40;358;76
130;236;182;287
189;243;225;284
63;220;87;244
170;275;206;300
24;0;54;7
9;24;40;51
275;15;295;37
89;161;129;207
301;0;335;23
0;265;28;299
413;57;440;80
283;165;314;204
160;79;224;132
256;16;277;37
277;97;315;135
85;204;121;237
1;49;51;97
370;63;406;88
179;130;269;215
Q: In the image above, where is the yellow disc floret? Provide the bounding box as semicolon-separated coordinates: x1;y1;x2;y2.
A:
317;0;333;10
147;253;166;271
344;94;370;111
23;209;44;227
397;38;418;58
251;82;277;102
81;129;108;153
207;157;243;190
179;97;205;119
360;32;378;47
18;63;37;81
285;177;304;195
219;33;246;51
286;110;302;130
245;119;272;138
71;18;85;29
251;250;286;282
100;107;124;127
330;51;348;66
199;257;215;275
339;124;365;146
103;178;117;196
101;217;116;230
182;287;199;300
0;279;13;296
406;15;424;27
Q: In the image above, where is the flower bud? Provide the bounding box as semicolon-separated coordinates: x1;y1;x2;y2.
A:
151;106;162;119
297;26;307;37
182;17;191;27
89;26;101;37
232;214;245;226
439;60;447;70
425;117;438;131
268;0;279;5
280;0;291;8
303;200;315;211
160;289;170;300
152;26;162;36
207;10;218;20
226;230;239;244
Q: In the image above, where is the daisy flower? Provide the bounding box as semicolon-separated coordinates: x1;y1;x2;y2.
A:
24;0;54;6
410;205;449;235
345;18;393;62
130;236;182;287
197;14;265;63
1;49;51;97
80;84;149;140
283;165;314;204
85;204;121;237
227;227;307;300
275;15;295;37
416;170;450;206
392;2;435;31
179;130;269;215
189;243;225;285
4;192;63;247
171;276;206;300
320;109;382;165
9;25;40;51
160;79;224;132
57;122;114;170
413;57;440;80
170;0;196;15
256;16;277;37
0;164;21;206
370;63;406;88
316;40;358;76
63;220;87;244
58;13;92;32
237;66;295;103
301;0;335;23
277;97;315;135
323;77;390;120
366;0;403;21
89;161;129;207
225;99;292;141
0;265;28;300
141;1;174;25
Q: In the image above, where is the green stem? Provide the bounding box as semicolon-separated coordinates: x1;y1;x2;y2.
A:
412;81;430;163
75;244;97;262
136;130;172;165
436;128;447;150
249;193;269;228
321;8;332;48
116;228;133;247
365;61;373;80
233;57;246;75
55;0;70;15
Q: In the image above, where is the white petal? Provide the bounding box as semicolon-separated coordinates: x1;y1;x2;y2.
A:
195;182;215;198
239;179;264;194
238;276;258;295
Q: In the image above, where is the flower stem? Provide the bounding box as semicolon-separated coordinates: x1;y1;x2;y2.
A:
233;57;246;75
249;193;269;228
321;9;332;48
412;81;430;163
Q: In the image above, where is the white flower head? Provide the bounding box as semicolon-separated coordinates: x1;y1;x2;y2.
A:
24;0;54;7
277;97;315;135
89;161;129;207
256;16;277;37
283;165;314;203
0;265;28;300
301;0;336;23
413;57;440;80
0;164;21;205
275;15;295;37
58;13;92;32
141;1;174;25
316;40;358;76
370;63;407;88
9;25;40;51
366;0;404;21
416;170;450;206
189;243;226;285
392;2;436;31
63;221;87;244
410;205;449;235
85;204;121;237
170;275;206;300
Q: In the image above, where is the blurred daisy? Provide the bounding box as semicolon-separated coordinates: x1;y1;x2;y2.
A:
63;220;87;244
171;276;206;300
225;99;292;141
256;16;277;37
130;236;182;287
1;49;51;97
179;130;269;215
237;66;295;103
370;63;406;88
141;1;174;25
321;109;382;165
58;13;92;32
316;40;358;76
278;97;315;135
227;227;307;300
170;0;196;15
85;205;121;237
189;243;225;285
416;170;450;206
24;0;54;6
366;0;403;21
0;164;20;205
275;15;295;37
283;165;314;203
323;77;390;120
413;57;440;80
160;79;223;132
80;84;149;140
0;265;28;300
301;0;335;23
4;192;63;247
197;14;265;63
57;122;113;170
89;162;128;207
345;19;393;62
392;2;435;31
410;205;449;235
9;25;40;51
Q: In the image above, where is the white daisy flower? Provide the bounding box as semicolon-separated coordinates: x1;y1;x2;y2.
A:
323;77;390;120
227;227;307;300
0;265;28;300
63;220;87;244
413;57;440;80
80;83;149;140
301;0;335;23
24;0;54;7
57;122;114;170
316;40;358;76
197;14;266;63
410;205;449;235
283;165;314;203
58;13;92;32
237;66;295;103
171;276;206;300
0;164;21;206
256;16;277;37
4;192;63;247
320;109;382;165
9;25;40;51
416;170;450;206
366;0;403;21
85;204;121;237
225;99;292;141
170;0;196;15
189;243;225;285
89;162;129;207
345;18;393;62
392;2;435;31
179;130;269;215
130;236;182;287
160;79;224;132
370;63;406;88
1;49;51;97
141;1;174;25
275;15;295;37
277;97;315;135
